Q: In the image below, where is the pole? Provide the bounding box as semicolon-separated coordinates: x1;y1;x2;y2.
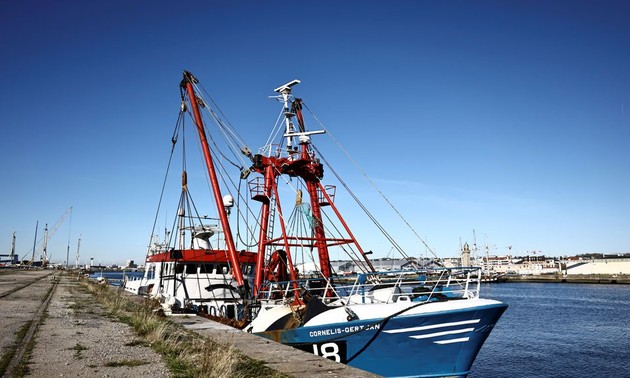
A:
75;237;81;269
10;232;16;259
31;221;38;266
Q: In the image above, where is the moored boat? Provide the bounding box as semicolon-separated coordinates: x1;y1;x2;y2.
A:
126;71;507;377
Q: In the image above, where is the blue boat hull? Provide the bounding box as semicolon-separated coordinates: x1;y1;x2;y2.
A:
256;301;507;378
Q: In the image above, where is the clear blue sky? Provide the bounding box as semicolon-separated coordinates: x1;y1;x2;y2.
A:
1;1;628;266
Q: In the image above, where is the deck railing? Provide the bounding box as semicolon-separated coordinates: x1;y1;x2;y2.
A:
256;267;483;305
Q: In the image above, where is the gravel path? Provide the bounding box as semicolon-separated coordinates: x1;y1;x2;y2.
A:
1;271;377;378
0;270;53;365
24;273;170;377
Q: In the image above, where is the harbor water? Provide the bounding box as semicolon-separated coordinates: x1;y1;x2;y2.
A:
469;282;630;377
89;271;144;286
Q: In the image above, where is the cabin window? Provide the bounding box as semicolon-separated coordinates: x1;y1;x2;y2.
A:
241;264;254;275
186;264;197;274
200;264;214;274
217;264;229;274
175;264;185;274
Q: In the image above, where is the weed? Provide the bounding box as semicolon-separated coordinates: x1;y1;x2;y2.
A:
69;343;88;359
124;339;148;347
14;324;38;377
0;322;31;375
103;359;148;367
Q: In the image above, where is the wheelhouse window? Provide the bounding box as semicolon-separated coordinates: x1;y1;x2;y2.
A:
185;264;197;274
241;264;254;275
200;264;214;274
217;264;229;274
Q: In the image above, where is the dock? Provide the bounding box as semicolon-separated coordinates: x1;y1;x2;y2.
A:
0;269;379;377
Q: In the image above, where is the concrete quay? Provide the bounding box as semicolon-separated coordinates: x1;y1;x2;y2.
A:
0;269;380;377
0;269;169;377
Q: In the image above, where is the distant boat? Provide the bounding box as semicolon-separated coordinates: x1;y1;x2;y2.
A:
126;71;507;377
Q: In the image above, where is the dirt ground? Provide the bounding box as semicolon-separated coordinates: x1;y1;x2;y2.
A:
2;270;377;378
1;271;170;377
0;270;52;366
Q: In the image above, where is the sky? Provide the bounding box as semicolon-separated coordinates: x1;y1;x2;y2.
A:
1;1;628;266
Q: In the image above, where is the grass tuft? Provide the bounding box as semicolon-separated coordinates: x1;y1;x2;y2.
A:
104;359;149;367
0;322;32;376
69;343;89;359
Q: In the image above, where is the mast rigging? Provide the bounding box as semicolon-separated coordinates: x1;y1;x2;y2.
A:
180;71;247;294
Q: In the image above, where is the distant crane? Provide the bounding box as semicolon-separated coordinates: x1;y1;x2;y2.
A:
7;232;16;265
75;236;82;269
26;207;73;265
42;224;49;264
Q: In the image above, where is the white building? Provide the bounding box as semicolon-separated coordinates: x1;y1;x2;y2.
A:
565;257;630;275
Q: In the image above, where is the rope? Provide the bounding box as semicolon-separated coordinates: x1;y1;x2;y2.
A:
194;80;250;154
235;178;259;248
286;298;436;363
265;101;289;150
181;90;243;171
303;101;437;259
345;299;433;363
149;111;184;252
313;145;411;260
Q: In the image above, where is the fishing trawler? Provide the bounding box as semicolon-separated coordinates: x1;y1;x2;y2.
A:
122;74;257;316
126;71;507;377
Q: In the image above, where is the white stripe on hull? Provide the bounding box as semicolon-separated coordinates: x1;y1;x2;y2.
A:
434;337;470;344
410;327;475;339
384;318;480;334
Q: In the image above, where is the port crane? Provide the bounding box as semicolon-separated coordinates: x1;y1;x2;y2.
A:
26;207;73;265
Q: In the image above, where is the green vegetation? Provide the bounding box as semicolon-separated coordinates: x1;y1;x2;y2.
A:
0;322;31;375
0;281;56;377
124;339;148;347
104;359;149;367
12;331;35;377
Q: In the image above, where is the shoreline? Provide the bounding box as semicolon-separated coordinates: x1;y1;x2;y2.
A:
83;269;630;285
499;274;630;284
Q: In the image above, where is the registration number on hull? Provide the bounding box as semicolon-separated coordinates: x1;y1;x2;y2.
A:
292;341;348;363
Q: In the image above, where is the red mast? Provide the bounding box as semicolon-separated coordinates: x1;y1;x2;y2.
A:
180;71;246;291
253;165;274;296
251;80;374;294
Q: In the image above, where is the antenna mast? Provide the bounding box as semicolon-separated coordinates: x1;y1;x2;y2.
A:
251;80;375;296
